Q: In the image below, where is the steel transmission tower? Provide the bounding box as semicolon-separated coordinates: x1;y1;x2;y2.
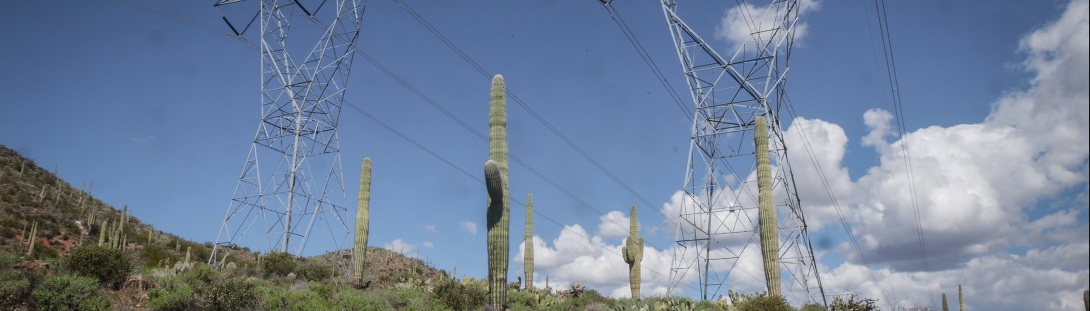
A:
208;0;366;273
660;0;825;304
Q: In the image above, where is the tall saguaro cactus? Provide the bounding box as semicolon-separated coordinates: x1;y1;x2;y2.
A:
622;204;643;299
524;193;534;290
484;74;510;309
942;293;949;311
755;116;781;297
353;157;372;288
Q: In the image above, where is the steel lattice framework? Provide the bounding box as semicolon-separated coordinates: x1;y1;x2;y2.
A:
208;0;366;274
661;0;825;304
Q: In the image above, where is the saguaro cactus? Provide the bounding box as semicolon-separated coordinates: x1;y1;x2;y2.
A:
25;221;38;257
622;204;643;299
484;73;510;310
942;293;949;311
524;193;534;290
755;116;781;296
959;284;965;311
98;219;108;246
353;157;372;287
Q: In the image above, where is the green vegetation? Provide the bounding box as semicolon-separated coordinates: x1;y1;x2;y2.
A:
64;245;133;288
263;252;296;277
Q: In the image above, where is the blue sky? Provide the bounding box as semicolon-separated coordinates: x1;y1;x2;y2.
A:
2;0;1087;310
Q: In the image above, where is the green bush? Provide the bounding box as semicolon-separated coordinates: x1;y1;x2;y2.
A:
801;303;826;311
64;245;133;288
264;287;333;311
294;261;332;282
31;273;110;311
0;278;31;309
734;294;792;311
829;294;878;311
433;280;487;310
262;252;295;277
199;276;259;311
331;289;387;311
146;275;197;311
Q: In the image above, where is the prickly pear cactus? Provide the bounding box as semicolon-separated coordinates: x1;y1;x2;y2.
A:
353;157;372;287
525;193;534;290
754;116;781;296
621;204;643;299
484;74;510;310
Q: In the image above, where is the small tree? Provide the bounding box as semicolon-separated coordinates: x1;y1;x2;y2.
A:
64;245;132;288
262;252;295;277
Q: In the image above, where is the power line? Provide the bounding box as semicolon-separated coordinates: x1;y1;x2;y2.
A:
111;0;258;50
783;94;891;307
600;2;693;123
869;0;935;307
392;0;679;229
354;46;662;251
344;99;695;292
114;0;694;293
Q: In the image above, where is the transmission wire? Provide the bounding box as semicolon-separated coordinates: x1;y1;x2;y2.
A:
870;0;935;307
392;0;680;229
600;2;693;123
110;1;687;290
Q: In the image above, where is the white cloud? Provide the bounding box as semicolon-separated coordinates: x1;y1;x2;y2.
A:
597;211;632;240
460;221;478;235
715;0;820;50
820;241;1089;310
513;216;679;299
422;241;434;248
384;238;415;254
424;224;436;233
655;0;1089;308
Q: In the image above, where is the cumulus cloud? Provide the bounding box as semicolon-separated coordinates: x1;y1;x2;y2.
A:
422;241;434;248
424;224;436;233
461;221;478;235
513;215;677;298
384;238;416;254
597;211;632;240
654;0;1088;308
715;0;820;50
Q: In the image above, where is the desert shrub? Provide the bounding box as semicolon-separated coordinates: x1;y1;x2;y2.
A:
829;294;878;311
31;273;110;311
199;276;259;311
801;303;826;311
386;289;428;309
294;261;332;282
433;279;487;310
508;289;538;309
63;245;132;288
146;275;197;311
0;278;31;309
308;282;336;300
734;294;792;311
262;252;295;277
264;288;333;311
331;289;387;310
